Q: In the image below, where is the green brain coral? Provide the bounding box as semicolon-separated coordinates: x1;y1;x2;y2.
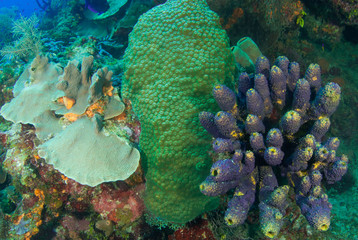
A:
122;0;236;223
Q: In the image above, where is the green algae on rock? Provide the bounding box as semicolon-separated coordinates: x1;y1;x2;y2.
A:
122;0;236;224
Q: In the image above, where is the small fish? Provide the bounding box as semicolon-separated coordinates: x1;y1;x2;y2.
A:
85;0;110;14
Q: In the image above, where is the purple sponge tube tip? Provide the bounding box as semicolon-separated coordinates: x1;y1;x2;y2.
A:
213;85;237;112
292;78;311;116
254;73;273;117
246;88;265;118
199;111;223;138
255;55;270;79
266;128;283;148
270;65;287;109
287;61;300;91
305;63;322;91
215;111;242;139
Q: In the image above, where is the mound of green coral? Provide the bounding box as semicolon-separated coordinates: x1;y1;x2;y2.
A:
122;0;236;224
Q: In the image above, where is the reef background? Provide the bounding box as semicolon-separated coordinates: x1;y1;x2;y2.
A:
0;0;356;239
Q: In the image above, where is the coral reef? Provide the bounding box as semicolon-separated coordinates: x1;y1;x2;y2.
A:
122;0;236;224
206;0;304;57
1;79;145;240
36;0;66;17
0;0;356;239
0;61;23;116
0;7;18;48
37;0;80;42
1;55;140;186
304;0;358;26
168;219;216;240
0;15;43;61
304;15;344;48
199;55;348;238
331;0;358;25
76;0;152;40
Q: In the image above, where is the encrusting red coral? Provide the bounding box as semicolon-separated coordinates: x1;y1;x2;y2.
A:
91;183;145;223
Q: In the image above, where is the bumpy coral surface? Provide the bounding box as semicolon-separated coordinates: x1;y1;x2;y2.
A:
199;55;348;238
122;0;236;223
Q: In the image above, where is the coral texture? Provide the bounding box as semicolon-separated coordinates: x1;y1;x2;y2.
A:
0;15;43;61
1;55;139;187
38;117;140;187
122;0;236;223
199;55;348;238
0;55;64;140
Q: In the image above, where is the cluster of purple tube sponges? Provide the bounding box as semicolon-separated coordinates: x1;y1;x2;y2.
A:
199;55;348;238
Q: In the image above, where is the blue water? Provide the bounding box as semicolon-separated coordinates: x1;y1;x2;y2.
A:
0;0;40;17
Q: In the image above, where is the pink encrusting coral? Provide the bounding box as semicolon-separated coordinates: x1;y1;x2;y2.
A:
91;183;145;223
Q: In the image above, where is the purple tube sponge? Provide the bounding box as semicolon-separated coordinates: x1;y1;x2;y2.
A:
265;185;290;211
292;78;311;116
246;88;264;118
324;137;340;151
199;111;223;138
254;74;273;116
292;169;331;231
305;63;322;91
215;111;243;139
269;65;286;109
238;72;252;97
310;185;323;198
311;82;341;117
288;147;314;172
280;110;302;135
298;134;316;150
264;147;284;166
243;151;255;174
310;170;323;186
232;149;243;163
259;185;289;239
306;203;331;231
212;138;236;153
296;175;312;195
213;85;237;112
210;158;241;182
324;155;348;184
259;203;284;239
200;55;346;235
225;178;256;226
250;132;266;153
255;55;270;79
245;114;265;134
274;56;289;77
314;146;329;162
310;117;330;142
259;166;278;199
225;197;253;226
199;176;239;196
287;62;300;91
296;194;332;231
266;128;284;148
326;150;336;163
